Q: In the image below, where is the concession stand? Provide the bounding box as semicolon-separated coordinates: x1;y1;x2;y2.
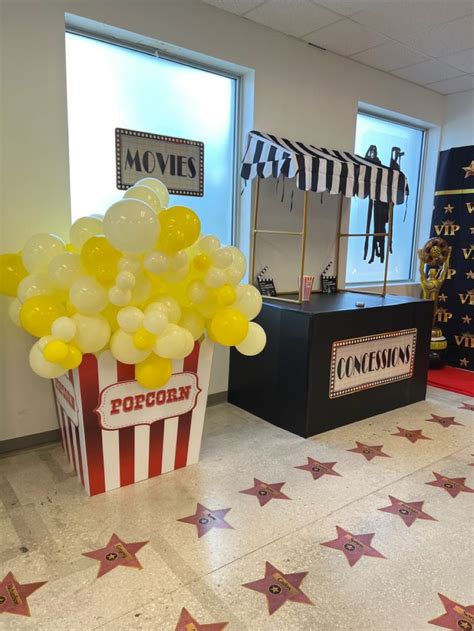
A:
228;131;432;438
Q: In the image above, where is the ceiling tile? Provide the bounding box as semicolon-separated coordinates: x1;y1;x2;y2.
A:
352;1;473;41
304;18;388;56
201;0;266;15
399;15;474;57
426;74;474;94
442;48;474;74
351;42;428;72
244;0;341;37
311;0;369;16
392;59;464;85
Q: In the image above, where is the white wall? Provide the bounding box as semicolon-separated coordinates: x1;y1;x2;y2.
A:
441;90;474;150
1;0;445;442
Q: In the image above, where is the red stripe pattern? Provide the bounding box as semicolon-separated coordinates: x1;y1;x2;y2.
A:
116;362;136;487
175;342;200;470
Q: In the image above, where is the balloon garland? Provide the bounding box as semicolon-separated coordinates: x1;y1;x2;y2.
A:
0;178;266;389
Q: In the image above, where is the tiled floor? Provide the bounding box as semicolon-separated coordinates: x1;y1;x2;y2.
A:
0;387;473;630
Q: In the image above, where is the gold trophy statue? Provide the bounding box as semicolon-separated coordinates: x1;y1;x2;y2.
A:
418;237;451;368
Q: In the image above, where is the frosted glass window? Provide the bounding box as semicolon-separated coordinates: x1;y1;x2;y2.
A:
345;113;424;284
65;33;236;243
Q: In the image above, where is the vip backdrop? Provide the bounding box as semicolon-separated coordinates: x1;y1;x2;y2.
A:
430;145;474;372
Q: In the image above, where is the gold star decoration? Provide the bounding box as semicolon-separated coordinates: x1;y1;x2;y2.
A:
462;160;474;178
443;204;454;213
466;270;474;279
438;293;448;302
462;315;472;324
460;357;469;367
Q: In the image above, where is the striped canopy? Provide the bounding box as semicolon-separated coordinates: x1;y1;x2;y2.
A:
241;130;408;204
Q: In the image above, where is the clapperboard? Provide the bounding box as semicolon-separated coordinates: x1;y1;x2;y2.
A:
256;267;277;297
321;262;337;294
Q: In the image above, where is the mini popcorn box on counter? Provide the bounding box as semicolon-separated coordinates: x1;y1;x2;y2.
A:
52;339;214;495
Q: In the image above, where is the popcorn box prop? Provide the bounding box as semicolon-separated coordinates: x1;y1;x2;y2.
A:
52;339;214;495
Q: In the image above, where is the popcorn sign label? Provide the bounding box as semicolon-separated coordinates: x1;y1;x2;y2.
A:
95;373;202;430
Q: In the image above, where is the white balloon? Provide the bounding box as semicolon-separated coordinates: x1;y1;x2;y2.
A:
123;185;162;214
228;246;247;273
179;309;205;340
103;199;159;254
110;329;151;364
169;251;188;270
187;280;209;304
144;302;168;315
154;324;194;359
144;251;169;275
29;341;67;378
154;296;181;323
143;309;168;335
108;286;132;307
72;314;111;353
236;322;266;356
17;273;53;302
198;235;220;254
48;252;82;289
205;267;226;288
70;276;108;314
52;316;77;342
115;270;136;290
69;217;103;250
234;284;263;320
117;306;144;333
22;233;65;273
212;247;233;269
135;177;169;208
118;256;142;275
225;265;246;286
8;299;22;326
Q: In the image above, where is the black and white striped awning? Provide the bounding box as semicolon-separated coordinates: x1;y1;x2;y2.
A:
241;130;408;204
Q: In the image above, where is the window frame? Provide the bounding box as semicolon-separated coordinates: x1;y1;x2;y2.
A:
345;109;427;286
65;27;241;245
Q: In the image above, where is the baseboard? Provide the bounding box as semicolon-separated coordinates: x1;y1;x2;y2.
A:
207;391;228;406
0;429;61;455
0;392;229;455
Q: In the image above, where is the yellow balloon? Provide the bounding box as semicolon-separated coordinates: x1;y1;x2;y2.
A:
216;284;236;306
157;206;201;254
193;253;212;272
101;303;120;332
210;307;249;346
135;353;172;389
81;236;120;286
43;339;69;363
20;296;67;338
61;345;83;370
133;327;156;350
0;253;28;297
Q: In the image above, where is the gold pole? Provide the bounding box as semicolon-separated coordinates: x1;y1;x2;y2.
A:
335;193;343;288
382;200;394;297
298;190;309;303
250;176;261;286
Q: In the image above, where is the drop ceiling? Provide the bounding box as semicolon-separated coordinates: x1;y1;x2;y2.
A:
202;0;474;94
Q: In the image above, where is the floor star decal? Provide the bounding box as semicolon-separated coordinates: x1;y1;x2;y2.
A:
392;427;432;443
0;571;46;617
294;457;342;481
242;561;313;615
459;402;474;411
82;533;148;578
347;442;391;461
424;414;464;428
320;526;386;567
175;607;228;630
425;472;474;498
239;479;291;506
428;593;474;630
378;495;437;527
178;504;233;537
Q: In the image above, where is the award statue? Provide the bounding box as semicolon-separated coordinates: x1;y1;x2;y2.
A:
418;237;451;368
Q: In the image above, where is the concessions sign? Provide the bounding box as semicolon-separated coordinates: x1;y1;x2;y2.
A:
329;329;417;398
116;127;204;196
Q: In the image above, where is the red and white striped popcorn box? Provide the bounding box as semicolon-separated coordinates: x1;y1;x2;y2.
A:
52;339;214;496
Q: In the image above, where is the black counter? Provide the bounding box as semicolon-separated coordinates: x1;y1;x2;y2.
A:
228;292;433;438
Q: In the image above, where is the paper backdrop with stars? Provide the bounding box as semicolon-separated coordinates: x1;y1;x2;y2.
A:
429;145;474;372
